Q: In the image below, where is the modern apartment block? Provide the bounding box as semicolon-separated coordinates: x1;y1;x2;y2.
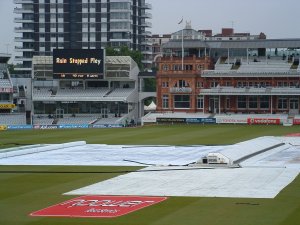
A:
14;0;152;74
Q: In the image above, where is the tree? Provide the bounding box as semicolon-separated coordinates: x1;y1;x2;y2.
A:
144;78;156;92
144;97;156;107
106;46;144;71
7;64;15;74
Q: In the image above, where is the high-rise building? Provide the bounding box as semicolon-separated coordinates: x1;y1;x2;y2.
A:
14;0;152;74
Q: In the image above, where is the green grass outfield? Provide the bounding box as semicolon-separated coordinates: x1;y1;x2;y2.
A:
1;124;300;147
0;125;300;225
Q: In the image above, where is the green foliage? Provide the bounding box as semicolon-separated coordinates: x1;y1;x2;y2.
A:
106;46;144;70
7;64;14;74
144;78;156;92
144;97;155;106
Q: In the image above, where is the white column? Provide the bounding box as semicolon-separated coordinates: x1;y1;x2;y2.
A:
139;77;143;92
227;48;230;64
270;95;273;114
219;95;221;114
203;96;205;113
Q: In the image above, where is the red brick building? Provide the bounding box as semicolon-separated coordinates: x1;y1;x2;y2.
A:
156;26;300;115
156;55;213;112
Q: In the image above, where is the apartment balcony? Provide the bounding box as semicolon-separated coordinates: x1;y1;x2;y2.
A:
14;67;32;71
141;12;152;19
14;7;34;14
14;37;34;42
110;9;131;13
110;38;131;42
110;28;132;32
15;46;34;52
14;63;32;71
141;31;152;37
15;27;34;33
141;40;152;46
140;3;152;9
142;59;153;64
110;18;131;22
14;17;34;23
14;56;33;61
141;49;153;55
140;21;152;28
14;0;34;4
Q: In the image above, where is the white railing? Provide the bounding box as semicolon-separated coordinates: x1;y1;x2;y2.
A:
170;87;192;93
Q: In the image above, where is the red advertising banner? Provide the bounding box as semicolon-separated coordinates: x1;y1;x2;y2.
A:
247;118;281;125
30;195;167;218
293;119;300;125
286;133;300;137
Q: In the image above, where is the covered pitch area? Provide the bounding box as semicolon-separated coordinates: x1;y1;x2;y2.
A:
1;125;300;225
1;136;300;199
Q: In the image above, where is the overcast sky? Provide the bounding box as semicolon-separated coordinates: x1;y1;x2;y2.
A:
0;0;300;54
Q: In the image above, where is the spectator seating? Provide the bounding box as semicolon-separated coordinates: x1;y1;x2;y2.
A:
56;88;110;98
32;115;54;125
0;114;26;125
105;88;135;97
0;79;11;87
33;88;53;99
56;115;98;125
94;115;123;125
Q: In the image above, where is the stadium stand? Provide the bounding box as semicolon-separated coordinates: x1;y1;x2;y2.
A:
0;79;11;87
32;115;54;125
33;88;54;99
56;115;98;125
28;55;139;126
104;88;135;97
94;116;123;125
56;88;110;98
0;114;26;125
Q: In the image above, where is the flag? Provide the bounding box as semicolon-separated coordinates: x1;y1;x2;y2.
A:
178;17;183;24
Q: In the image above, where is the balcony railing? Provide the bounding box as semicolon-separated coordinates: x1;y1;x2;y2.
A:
141;12;152;18
15;46;35;52
14;17;34;23
170;87;192;93
141;40;152;46
140;3;152;9
15;56;33;61
141;49;153;55
140;21;152;27
141;31;152;36
14;0;34;3
15;27;34;32
14;37;34;42
14;7;34;14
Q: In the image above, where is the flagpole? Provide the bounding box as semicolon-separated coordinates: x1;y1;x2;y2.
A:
178;17;184;71
181;26;184;71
